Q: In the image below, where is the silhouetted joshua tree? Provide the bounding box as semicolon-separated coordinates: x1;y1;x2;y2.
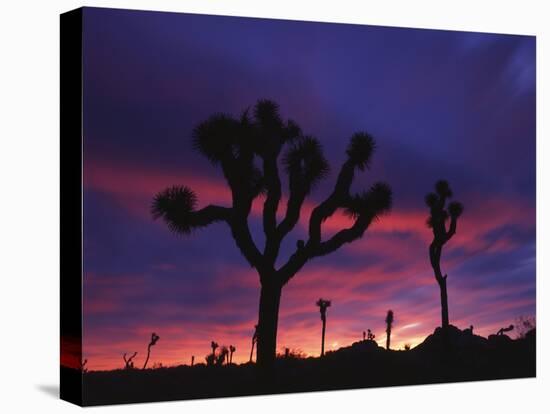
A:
316;298;331;356
367;329;375;341
385;309;394;350
123;352;137;370
250;325;258;363
205;353;216;366
211;341;219;356
497;324;514;336
229;345;236;364
425;180;464;328
80;359;88;373
152;100;392;370
217;346;229;365
363;331;366;341
191;355;195;366
143;332;160;370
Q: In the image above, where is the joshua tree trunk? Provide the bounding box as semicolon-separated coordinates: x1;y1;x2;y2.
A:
143;345;152;370
256;281;282;370
321;316;327;357
438;276;449;328
249;342;255;362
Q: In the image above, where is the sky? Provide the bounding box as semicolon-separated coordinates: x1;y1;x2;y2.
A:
71;7;535;371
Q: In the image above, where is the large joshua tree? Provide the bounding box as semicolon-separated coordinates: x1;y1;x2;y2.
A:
385;309;394;350
152;100;392;370
316;298;331;357
425;180;464;328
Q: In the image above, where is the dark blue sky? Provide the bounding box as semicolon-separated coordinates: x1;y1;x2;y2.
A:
79;7;535;370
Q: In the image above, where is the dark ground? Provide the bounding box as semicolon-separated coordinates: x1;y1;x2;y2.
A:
73;326;536;406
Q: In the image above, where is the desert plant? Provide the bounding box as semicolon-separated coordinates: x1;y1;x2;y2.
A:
425;180;463;328
81;359;88;373
205;353;216;366
515;315;535;339
363;331;366;341
316;298;331;356
143;332;160;369
367;329;375;341
211;341;219;355
229;345;236;364
217;346;229;365
250;325;258;363
496;324;514;336
277;347;306;359
385;309;394;350
191;355;195;366
152;100;392;370
123;352;137;370
404;343;411;351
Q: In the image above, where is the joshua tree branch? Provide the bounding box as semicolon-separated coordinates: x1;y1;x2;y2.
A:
193;205;232;227
229;214;265;272
308;160;355;245
445;216;458;243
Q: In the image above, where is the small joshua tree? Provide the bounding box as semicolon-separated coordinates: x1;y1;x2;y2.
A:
80;359;88;373
316;298;331;357
363;331;366;341
367;329;375;341
123;352;138;370
152;100;392;370
497;324;514;336
385;310;394;350
205;353;216;366
229;345;236;364
191;355;195;366
250;325;258;363
211;341;219;356
425;180;464;328
143;332;160;369
217;346;229;365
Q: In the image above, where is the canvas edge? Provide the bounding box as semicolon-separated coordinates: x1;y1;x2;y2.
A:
60;7;84;407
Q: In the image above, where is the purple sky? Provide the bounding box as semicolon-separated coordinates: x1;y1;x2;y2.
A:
77;7;535;370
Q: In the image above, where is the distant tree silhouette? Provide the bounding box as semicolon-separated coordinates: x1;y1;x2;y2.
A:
229;345;236;364
385;310;394;350
217;346;229;365
497;324;514;336
81;359;88;373
123;352;137;370
250;325;258;363
404;343;411;351
316;298;331;356
425;180;464;328
464;325;473;335
205;353;216;366
211;341;219;356
191;355;195;366
363;331;366;341
515;315;535;339
367;329;375;341
152;100;392;370
143;333;160;370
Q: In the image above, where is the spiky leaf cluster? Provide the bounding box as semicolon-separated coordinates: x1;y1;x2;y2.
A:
346;132;376;171
344;182;392;220
151;186;197;234
283;136;330;194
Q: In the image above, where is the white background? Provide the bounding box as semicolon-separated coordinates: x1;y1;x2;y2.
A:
0;0;547;412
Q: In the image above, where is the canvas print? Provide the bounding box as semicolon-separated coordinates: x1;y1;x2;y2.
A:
60;6;536;406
